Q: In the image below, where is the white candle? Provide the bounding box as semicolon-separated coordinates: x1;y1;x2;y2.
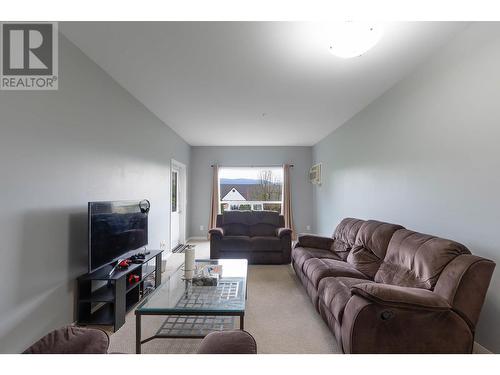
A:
184;247;195;280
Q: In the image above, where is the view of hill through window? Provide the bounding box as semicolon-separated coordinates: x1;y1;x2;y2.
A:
219;167;284;213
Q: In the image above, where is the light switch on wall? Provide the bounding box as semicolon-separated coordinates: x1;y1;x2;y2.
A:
200;225;204;231
306;225;311;231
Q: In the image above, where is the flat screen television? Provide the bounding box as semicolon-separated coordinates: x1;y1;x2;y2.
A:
88;200;150;273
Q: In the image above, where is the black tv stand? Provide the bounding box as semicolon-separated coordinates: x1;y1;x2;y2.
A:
77;250;163;331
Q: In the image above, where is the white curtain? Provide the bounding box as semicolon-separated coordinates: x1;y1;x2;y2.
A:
282;164;296;240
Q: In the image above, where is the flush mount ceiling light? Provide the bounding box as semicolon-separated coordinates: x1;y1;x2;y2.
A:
325;22;383;58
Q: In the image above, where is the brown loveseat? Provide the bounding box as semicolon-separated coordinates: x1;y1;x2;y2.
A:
209;211;292;264
292;218;495;353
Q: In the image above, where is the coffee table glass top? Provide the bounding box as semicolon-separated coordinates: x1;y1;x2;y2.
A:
136;259;247;314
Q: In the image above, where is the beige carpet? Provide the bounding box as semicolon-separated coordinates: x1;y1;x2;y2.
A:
108;241;340;354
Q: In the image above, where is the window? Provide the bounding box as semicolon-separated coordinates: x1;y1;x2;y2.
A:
219;167;283;213
171;170;178;212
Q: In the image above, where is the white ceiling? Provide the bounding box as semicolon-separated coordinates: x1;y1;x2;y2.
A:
61;22;466;146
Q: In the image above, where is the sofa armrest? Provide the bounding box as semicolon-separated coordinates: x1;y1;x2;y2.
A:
341;292;473;353
295;234;333;250
351;283;450;311
276;227;292;238
342;284;473;353
208;227;225;238
434;254;495;328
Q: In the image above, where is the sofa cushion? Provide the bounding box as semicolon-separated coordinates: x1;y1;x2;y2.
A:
374;229;471;290
224;223;249;236
249;210;280;225
303;258;368;288
347;220;404;278
331;218;365;260
249;223;277;237
222;211;253;225
221;211;283;236
222;210;280;226
250;236;283;252
292;247;341;271
318;277;373;324
219;236;251;251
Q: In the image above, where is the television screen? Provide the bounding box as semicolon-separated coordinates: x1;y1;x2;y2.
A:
88;200;149;273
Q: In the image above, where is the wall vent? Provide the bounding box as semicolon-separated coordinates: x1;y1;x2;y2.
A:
309;163;322;185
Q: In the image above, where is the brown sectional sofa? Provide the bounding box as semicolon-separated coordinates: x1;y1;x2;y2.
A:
209;211;292;264
292;218;495;353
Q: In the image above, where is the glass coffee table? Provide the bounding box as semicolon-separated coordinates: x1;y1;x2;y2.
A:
134;259;247;353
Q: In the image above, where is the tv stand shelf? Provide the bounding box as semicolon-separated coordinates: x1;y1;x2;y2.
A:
77;250;163;331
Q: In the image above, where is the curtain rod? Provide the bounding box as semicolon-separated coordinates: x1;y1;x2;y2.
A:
210;164;294;168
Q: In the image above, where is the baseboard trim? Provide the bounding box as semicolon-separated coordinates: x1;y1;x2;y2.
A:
473;342;493;354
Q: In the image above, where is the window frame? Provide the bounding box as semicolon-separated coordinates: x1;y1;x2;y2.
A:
171;170;178;213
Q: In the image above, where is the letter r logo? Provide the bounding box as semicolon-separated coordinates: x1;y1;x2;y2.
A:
9;29;48;69
2;23;53;75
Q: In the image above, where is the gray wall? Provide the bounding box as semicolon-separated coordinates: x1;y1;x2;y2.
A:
189;146;314;238
0;35;190;353
312;23;500;352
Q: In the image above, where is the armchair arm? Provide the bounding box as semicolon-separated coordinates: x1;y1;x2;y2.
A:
342;283;473;353
197;330;257;354
295;234;333;250
23;326;109;354
208;227;225;238
276;227;292;238
351;283;450;311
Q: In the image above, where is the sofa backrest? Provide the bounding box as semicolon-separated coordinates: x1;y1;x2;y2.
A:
331;218;365;261
374;229;471;290
216;211;285;237
347;220;404;278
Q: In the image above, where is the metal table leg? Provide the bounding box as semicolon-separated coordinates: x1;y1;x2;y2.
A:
136;313;141;354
